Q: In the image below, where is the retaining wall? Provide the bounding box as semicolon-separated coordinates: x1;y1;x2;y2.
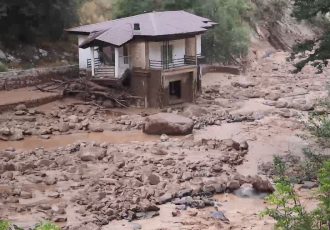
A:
0;65;79;91
201;65;241;75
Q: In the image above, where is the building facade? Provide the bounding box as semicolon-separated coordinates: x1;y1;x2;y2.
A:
67;11;215;107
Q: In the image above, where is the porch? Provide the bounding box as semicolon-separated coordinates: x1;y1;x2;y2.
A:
86;46;131;79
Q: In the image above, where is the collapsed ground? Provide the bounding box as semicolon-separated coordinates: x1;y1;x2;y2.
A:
0;51;329;230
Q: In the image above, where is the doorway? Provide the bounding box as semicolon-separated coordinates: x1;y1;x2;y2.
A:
169;80;181;99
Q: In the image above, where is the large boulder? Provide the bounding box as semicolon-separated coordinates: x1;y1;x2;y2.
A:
143;113;194;135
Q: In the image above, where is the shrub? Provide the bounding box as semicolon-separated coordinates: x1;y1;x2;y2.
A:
0;221;10;230
34;222;61;230
0;62;7;72
262;158;330;229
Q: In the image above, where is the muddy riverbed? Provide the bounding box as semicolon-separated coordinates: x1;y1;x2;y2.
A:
1;51;329;229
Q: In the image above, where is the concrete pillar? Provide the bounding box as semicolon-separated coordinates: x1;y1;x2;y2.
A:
115;47;119;78
90;46;95;77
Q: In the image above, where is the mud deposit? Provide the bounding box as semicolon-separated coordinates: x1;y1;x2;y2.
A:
1;51;329;229
0;131;159;150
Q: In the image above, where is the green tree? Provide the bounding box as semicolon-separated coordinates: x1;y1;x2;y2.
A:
291;0;330;73
113;0;251;64
0;0;80;45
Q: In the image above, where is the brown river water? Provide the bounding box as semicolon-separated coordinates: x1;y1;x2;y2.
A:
0;131;160;150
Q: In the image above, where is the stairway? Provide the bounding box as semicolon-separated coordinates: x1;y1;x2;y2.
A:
94;66;115;78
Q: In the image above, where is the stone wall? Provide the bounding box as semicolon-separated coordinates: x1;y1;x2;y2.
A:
201;65;241;75
0;65;79;91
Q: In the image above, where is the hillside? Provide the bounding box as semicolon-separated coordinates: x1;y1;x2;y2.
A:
0;0;317;72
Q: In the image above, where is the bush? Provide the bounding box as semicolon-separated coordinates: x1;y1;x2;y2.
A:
0;221;10;230
34;222;61;230
262;158;330;229
0;220;60;230
0;62;7;72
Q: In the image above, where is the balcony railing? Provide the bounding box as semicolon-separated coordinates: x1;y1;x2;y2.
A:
87;58;102;68
149;55;198;70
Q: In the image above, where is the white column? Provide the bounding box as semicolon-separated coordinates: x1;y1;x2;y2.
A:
90;46;95;77
115;47;119;78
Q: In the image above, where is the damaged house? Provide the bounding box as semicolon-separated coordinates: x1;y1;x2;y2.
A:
66;11;215;107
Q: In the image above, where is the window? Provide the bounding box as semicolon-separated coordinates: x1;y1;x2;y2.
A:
161;42;173;68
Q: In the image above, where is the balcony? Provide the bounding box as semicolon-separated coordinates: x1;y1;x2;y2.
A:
149;55;198;70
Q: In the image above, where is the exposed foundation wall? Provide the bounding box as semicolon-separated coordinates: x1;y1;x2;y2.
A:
162;67;197;106
0;65;79;91
131;67;197;108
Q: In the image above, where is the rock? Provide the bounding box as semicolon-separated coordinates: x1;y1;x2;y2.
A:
14;110;27;116
2;171;14;180
39;204;52;210
131;223;142;230
9;129;24;141
252;176;275;193
103;100;114;108
265;92;281;101
231;81;255;88
151;148;169;156
301;181;318;189
227;180;241;191
239;141;249;150
59;122;70;132
79;146;106;161
222;139;240;151
88;123;104;132
20;191;33;199
15;104;27;111
0;127;10;136
68;115;79;123
160;134;169;142
143;113;194;135
210;211;229;222
45;177;57;185
148;174;160;185
158;193;173;204
182;105;208;117
52;216;67;223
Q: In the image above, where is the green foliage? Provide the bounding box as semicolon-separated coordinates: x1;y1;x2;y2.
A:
316;161;330;227
0;220;10;230
113;0;251;64
0;0;80;45
0;220;23;230
308;114;330;140
0;62;7;72
252;0;289;24
34;222;61;230
195;0;251;63
293;0;330;21
291;0;330;73
0;220;60;230
262;181;314;229
262;158;330;230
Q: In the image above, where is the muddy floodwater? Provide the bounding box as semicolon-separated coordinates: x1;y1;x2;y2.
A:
0;130;160;150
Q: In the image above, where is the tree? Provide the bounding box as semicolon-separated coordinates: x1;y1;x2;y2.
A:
0;0;80;45
291;0;330;73
113;0;251;64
